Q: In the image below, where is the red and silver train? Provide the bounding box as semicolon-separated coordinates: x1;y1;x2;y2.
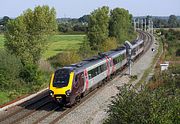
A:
49;39;144;106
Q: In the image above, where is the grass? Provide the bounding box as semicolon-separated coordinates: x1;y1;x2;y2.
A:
0;35;4;49
0;92;10;105
0;34;85;59
43;35;85;59
135;34;163;88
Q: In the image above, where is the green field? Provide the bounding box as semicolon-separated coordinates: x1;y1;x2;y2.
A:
43;35;85;59
0;35;85;59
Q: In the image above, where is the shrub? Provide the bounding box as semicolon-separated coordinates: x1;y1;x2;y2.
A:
0;50;23;90
49;51;81;67
104;68;180;124
78;37;95;59
38;59;53;73
19;64;40;83
100;37;118;52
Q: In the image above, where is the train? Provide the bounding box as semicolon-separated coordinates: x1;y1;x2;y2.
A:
49;38;145;106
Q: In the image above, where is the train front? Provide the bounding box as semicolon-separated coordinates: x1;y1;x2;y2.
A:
49;67;74;104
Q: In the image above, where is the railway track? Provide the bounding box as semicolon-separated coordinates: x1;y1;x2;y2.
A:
0;31;154;124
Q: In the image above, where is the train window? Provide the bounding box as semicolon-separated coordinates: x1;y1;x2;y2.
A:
100;63;107;72
97;66;101;74
113;54;125;65
53;69;70;88
88;70;93;79
140;43;144;48
88;64;106;79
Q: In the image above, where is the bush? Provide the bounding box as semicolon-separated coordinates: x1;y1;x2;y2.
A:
38;59;53;73
0;50;23;90
19;64;40;83
78;37;97;59
49;51;81;67
104;68;180;124
100;37;118;52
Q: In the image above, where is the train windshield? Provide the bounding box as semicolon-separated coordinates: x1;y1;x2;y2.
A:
53;69;70;88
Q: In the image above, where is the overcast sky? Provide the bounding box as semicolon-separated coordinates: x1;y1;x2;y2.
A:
0;0;180;18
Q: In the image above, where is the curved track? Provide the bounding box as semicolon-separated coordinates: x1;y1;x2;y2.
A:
0;31;154;124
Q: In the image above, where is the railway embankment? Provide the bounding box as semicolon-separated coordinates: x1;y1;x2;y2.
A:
57;33;158;124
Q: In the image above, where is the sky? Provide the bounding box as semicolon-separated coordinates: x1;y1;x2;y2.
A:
0;0;180;18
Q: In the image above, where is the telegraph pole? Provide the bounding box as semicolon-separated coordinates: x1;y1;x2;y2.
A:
125;41;133;76
148;20;151;33
137;18;140;30
134;19;136;31
151;21;154;34
144;19;146;31
141;19;143;30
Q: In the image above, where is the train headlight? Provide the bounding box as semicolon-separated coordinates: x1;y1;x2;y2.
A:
65;90;71;96
49;90;54;96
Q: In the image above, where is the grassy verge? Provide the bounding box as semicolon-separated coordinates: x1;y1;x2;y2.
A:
0;92;10;105
135;34;163;88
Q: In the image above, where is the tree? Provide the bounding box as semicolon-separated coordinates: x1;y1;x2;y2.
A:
168;15;178;28
5;5;57;65
78;15;90;23
87;6;109;51
78;37;94;59
100;37;118;52
109;8;132;44
0;16;10;26
0;50;22;89
49;51;81;67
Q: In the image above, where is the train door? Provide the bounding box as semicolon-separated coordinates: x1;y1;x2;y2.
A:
72;72;84;97
105;57;111;79
84;69;89;91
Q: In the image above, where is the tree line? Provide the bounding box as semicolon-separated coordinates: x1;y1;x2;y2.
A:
153;15;180;28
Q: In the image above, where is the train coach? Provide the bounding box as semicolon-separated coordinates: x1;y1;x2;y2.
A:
49;39;144;106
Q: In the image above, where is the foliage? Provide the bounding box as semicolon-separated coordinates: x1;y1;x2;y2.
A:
49;51;81;67
0;49;51;105
78;15;90;23
78;36;96;59
168;15;179;28
104;72;180;124
87;6;110;51
0;16;11;32
0;50;22;90
58;23;73;33
57;15;88;33
109;8;133;44
0;35;4;49
19;64;40;83
4;5;57;65
152;15;180;28
159;29;180;60
100;37;118;52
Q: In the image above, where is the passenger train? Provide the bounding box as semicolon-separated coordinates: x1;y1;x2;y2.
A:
49;39;144;106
